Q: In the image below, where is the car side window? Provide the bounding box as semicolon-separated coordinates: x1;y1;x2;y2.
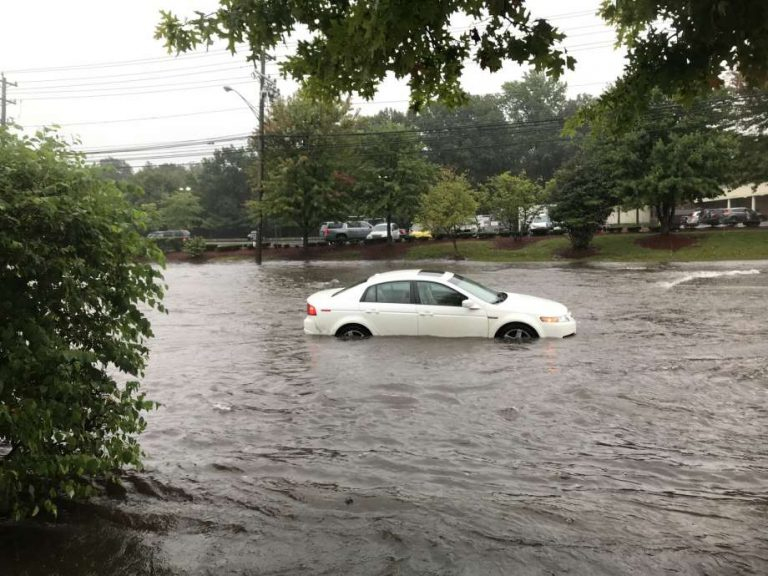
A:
416;282;465;307
361;285;376;302
361;281;411;304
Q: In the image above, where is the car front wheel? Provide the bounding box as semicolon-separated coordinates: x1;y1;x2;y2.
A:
496;323;538;342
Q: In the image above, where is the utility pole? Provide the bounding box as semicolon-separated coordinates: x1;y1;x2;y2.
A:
1;73;18;127
255;52;266;265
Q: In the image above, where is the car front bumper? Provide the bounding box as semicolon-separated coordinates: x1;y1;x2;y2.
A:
539;319;577;338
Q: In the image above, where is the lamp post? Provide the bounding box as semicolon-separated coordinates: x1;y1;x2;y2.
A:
224;66;266;264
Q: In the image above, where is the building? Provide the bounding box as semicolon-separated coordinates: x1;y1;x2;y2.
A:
606;183;768;226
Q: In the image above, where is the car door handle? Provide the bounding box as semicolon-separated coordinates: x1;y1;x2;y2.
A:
418;311;433;317
365;308;377;314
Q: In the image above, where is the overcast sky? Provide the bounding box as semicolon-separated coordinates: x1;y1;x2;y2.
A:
1;1;627;168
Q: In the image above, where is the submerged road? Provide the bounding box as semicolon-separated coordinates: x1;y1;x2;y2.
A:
2;260;767;575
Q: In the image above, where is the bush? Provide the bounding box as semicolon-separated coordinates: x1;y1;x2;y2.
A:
183;236;208;259
0;129;164;519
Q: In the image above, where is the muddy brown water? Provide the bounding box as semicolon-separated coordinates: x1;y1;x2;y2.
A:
2;261;767;575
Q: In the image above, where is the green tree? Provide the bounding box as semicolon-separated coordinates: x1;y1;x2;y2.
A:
156;1;574;111
197;146;253;232
158;189;204;230
96;157;133;182
132;163;196;205
0;129;163;519
499;72;583;181
418;170;478;255
548;141;625;251
616;97;738;234
588;1;768;126
352;119;438;243
410;94;513;183
258;93;354;248
482;173;542;235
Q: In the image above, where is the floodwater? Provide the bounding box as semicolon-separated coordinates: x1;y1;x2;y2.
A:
2;260;768;575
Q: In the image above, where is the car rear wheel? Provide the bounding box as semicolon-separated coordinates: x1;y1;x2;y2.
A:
496;323;538;342
336;324;371;340
332;234;348;245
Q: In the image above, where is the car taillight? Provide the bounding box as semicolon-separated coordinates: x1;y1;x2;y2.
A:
323;228;329;237
306;303;317;316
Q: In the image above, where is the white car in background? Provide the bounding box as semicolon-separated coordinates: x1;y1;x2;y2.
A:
304;270;576;340
366;222;400;241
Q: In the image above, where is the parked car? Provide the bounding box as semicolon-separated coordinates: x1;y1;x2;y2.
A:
719;207;763;227
699;207;763;226
529;215;563;235
681;210;702;228
699;208;727;226
365;222;400;242
304;269;576;340
147;229;191;240
408;223;433;240
321;220;373;244
456;220;479;237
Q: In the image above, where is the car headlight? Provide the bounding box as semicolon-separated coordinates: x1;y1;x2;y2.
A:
540;314;571;323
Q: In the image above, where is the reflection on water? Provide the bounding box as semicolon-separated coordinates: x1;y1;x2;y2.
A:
3;260;768;575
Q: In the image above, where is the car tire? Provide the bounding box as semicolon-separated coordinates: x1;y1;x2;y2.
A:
333;234;348;245
335;324;371;340
495;323;538;341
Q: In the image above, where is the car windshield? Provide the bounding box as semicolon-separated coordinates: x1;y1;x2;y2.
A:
448;274;503;304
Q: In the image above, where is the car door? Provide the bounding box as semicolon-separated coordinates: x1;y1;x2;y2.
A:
358;281;418;336
415;281;488;337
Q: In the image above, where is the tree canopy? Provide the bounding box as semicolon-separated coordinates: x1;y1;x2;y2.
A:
591;1;768;125
259;92;355;247
156;1;574;111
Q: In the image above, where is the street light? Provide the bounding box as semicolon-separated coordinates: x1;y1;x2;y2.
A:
223;85;259;117
223;84;265;265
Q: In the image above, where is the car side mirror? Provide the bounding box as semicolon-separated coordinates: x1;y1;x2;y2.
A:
462;299;480;310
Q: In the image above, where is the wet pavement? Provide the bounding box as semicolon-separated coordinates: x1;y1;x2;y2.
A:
2;260;767;575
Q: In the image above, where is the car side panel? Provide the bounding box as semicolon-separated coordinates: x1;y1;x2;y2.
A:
417;305;488;337
357;302;418;336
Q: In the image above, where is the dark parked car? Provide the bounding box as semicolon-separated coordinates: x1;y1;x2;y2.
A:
719;207;763;227
699;207;763;227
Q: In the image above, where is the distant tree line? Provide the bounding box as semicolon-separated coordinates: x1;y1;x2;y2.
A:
97;72;768;252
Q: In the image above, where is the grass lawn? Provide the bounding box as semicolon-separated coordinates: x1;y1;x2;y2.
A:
405;229;768;262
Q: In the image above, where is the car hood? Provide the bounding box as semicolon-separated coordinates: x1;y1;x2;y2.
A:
493;292;568;316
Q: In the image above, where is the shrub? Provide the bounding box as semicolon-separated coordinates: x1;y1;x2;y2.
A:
0;129;164;519
184;236;208;259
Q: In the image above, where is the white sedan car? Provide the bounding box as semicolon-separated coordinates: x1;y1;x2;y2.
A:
366;223;400;242
304;270;576;340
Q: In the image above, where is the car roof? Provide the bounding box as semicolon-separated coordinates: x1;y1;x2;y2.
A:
367;269;452;283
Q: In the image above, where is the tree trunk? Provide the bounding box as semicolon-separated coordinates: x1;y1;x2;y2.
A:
451;235;458;256
657;201;675;235
386;213;393;245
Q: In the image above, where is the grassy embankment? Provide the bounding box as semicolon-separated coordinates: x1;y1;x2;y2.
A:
171;229;768;262
405;230;768;262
